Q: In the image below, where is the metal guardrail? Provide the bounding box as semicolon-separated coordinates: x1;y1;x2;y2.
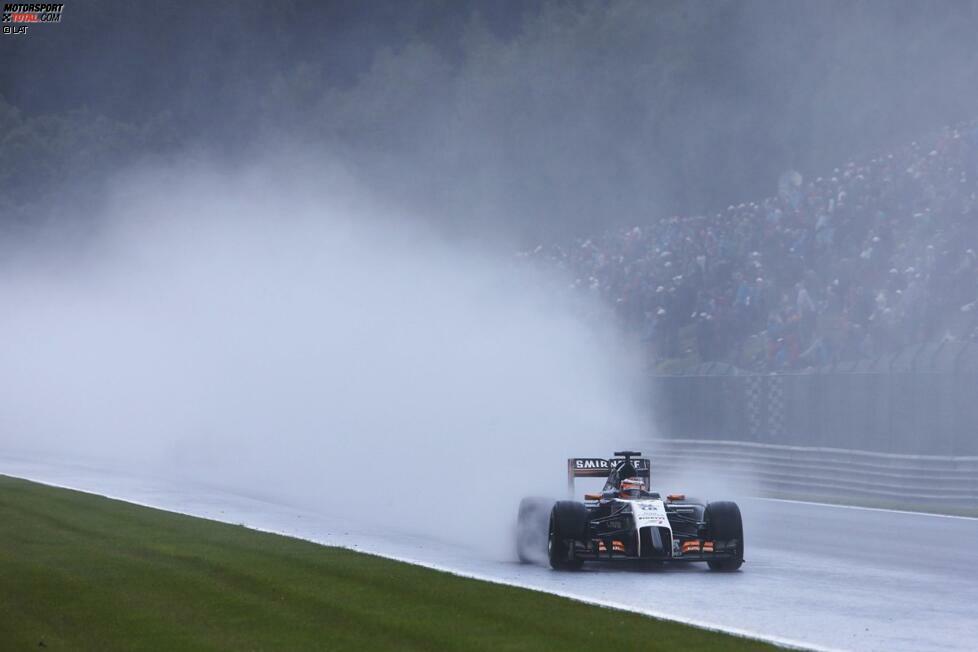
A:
648;439;978;508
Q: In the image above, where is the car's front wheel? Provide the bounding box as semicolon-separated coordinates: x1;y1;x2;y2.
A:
548;501;587;570
704;501;744;571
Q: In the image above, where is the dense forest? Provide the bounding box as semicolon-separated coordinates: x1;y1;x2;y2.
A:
2;0;978;242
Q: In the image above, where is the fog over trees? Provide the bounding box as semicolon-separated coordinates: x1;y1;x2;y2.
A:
3;0;978;242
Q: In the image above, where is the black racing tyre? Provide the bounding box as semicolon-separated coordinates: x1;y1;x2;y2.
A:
516;497;552;564
548;501;587;570
704;501;744;571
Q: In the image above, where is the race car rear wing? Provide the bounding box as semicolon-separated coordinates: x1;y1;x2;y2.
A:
566;454;651;495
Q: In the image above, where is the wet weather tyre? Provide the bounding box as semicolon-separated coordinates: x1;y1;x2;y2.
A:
548;501;587;570
516;497;552;564
704;501;744;571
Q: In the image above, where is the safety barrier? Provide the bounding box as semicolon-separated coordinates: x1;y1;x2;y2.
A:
650;343;978;456
647;438;978;509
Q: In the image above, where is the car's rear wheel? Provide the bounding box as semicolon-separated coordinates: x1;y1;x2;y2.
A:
548;501;587;570
704;501;744;571
516;497;552;563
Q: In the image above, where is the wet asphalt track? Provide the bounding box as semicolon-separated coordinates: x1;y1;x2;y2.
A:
2;454;976;651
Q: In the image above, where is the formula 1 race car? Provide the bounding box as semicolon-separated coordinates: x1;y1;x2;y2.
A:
516;451;744;571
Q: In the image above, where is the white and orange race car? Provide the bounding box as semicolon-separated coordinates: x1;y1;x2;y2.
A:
516;451;744;571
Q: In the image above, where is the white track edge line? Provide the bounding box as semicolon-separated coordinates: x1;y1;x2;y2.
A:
755;497;978;521
339;552;835;652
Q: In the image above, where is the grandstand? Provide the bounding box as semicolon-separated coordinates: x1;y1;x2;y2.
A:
530;120;978;372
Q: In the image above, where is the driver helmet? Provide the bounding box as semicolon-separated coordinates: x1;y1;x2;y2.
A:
619;477;645;499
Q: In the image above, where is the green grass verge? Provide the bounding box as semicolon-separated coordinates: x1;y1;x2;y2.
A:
0;475;776;651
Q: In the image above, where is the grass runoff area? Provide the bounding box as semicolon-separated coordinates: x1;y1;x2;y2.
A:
0;475;776;651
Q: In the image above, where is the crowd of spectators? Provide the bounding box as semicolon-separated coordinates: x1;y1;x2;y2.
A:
527;120;978;371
